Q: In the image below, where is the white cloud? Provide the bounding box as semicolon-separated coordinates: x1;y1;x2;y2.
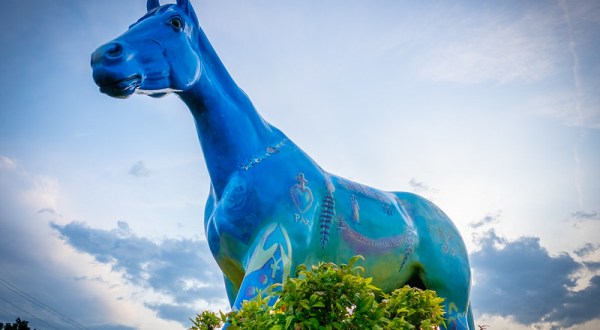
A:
407;178;439;200
0;155;17;170
52;220;227;327
571;210;600;222
469;210;502;229
529;87;600;129
0;158;185;329
129;160;151;177
421;6;560;84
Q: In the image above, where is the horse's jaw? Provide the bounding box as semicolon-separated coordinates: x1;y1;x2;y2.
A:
92;64;183;99
92;70;141;99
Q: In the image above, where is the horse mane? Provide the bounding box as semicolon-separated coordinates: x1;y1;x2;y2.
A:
136;2;253;109
190;9;252;107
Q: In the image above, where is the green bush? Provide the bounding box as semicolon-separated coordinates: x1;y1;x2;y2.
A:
191;256;445;330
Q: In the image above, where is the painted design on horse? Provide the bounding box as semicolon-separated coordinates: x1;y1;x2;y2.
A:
239;223;292;303
241;138;288;171
318;190;336;248
381;203;393;216
338;177;389;203
439;228;457;256
351;194;361;224
337;215;415;254
90;1;475;328
291;173;314;226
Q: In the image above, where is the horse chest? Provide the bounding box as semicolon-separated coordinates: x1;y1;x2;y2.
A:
207;176;255;242
206;171;286;246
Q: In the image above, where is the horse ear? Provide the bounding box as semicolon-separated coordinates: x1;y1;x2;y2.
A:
176;0;199;26
176;0;190;11
147;0;160;11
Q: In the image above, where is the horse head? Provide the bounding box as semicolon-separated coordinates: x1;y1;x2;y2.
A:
91;0;201;98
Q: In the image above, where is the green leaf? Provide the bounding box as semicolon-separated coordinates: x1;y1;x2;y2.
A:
312;301;326;308
285;315;294;329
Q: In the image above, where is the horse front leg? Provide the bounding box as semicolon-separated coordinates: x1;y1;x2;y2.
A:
232;223;293;310
440;300;475;330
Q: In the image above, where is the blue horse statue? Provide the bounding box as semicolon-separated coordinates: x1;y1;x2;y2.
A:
91;1;474;328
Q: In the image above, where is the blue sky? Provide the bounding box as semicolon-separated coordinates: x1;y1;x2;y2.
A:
1;0;599;329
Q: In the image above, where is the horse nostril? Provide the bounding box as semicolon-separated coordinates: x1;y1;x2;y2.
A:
91;41;128;67
105;42;124;59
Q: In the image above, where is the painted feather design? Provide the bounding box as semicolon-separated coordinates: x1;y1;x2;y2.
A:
319;192;335;249
399;231;416;272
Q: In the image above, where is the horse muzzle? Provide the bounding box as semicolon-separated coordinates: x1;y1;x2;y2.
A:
94;72;142;99
91;41;143;98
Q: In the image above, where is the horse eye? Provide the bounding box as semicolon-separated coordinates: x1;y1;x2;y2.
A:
170;17;183;30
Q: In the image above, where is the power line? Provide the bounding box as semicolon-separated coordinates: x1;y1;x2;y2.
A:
0;306;20;321
0;278;85;330
0;296;60;330
0;278;88;330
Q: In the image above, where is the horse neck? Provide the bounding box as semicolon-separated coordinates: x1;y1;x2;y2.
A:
177;28;280;198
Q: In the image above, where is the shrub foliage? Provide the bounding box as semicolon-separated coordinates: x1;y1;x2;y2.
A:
191;256;445;330
0;318;35;330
